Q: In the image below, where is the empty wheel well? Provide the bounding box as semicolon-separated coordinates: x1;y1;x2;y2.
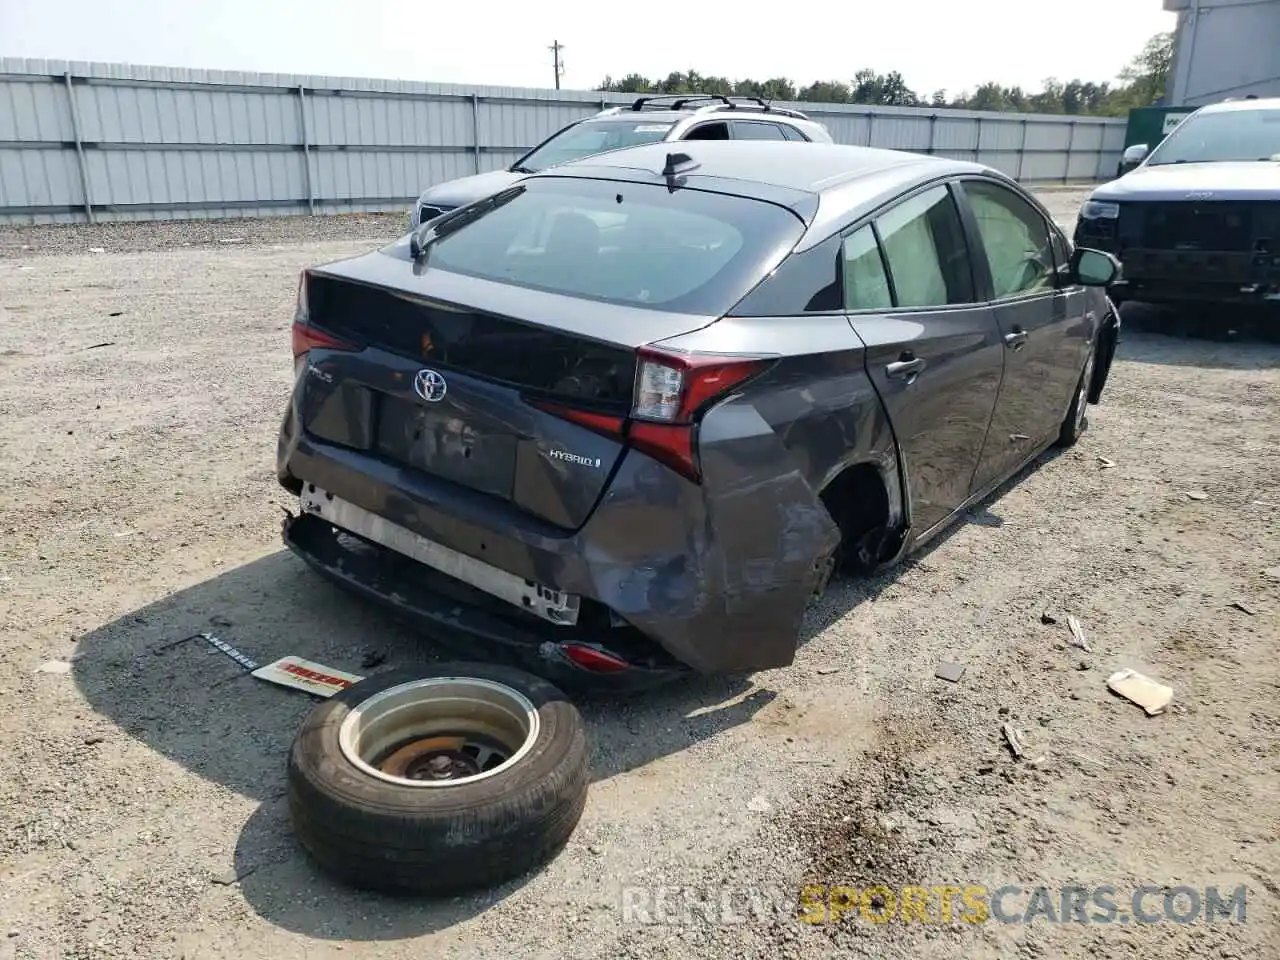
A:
819;463;891;572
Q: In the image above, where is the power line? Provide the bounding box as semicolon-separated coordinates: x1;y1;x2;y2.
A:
549;40;565;90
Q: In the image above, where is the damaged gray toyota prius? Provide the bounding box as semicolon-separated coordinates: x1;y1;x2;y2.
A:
277;140;1122;692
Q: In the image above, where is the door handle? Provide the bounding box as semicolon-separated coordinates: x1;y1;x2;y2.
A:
886;357;927;380
1004;329;1029;350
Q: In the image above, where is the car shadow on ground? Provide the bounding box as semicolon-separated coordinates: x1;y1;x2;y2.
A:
69;550;772;940
1118;305;1280;366
69;432;1074;941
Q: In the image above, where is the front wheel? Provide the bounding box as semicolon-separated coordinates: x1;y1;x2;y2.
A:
1056;345;1096;448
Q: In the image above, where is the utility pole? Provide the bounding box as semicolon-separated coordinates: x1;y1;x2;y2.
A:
549;40;564;90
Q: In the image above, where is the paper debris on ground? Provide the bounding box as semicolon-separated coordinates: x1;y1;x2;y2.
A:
35;660;72;675
1186;491;1209;501
935;662;966;683
1230;599;1257;616
1002;724;1026;759
1097;457;1117;469
1066;615;1092;652
1106;668;1174;716
251;656;364;697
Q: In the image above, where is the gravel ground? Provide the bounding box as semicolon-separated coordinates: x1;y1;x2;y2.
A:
1;186;1277;960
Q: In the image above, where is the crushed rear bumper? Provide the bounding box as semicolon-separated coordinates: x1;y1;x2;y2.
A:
277;396;841;679
283;510;690;694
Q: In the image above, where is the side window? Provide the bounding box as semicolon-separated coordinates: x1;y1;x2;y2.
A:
841;226;893;310
963;180;1056;299
683;122;730;141
874;185;975;307
733;120;788;141
779;124;809;142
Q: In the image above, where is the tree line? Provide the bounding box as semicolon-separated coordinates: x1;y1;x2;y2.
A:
597;33;1172;117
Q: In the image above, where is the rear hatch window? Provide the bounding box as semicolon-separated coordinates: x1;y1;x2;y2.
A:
397;176;806;316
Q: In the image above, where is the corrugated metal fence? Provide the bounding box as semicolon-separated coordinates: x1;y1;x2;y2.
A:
0;58;1127;225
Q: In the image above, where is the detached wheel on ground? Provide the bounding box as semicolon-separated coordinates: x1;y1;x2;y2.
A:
1056;344;1097;448
287;661;590;897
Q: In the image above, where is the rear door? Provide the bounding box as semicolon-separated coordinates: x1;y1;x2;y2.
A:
845;182;1005;537
955;178;1091;493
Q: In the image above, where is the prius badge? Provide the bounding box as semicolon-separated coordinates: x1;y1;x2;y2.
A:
414;368;447;403
1186;191;1214;201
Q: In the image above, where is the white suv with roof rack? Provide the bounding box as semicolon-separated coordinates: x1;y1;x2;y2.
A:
409;94;834;228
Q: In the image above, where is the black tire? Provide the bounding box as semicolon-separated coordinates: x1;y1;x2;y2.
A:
287;661;589;897
1056;344;1097;448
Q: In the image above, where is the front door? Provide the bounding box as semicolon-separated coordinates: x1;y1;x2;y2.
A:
957;179;1092;494
844;184;1005;537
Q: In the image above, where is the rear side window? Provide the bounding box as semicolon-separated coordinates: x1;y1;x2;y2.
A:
874;185;975;307
733;121;788;140
419;177;805;315
841;225;893;310
779;125;808;142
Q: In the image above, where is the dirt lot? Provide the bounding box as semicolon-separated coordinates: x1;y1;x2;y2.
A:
1;186;1277;960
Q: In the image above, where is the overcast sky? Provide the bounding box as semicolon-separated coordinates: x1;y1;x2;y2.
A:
2;0;1177;96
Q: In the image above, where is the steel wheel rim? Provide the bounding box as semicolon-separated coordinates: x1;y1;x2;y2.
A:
337;677;540;788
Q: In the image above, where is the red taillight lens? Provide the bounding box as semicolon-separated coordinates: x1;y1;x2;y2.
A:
558;643;632;673
290;271;359;371
526;400;626;441
291;320;358;360
528;348;769;485
632;348;766;425
628;347;768;481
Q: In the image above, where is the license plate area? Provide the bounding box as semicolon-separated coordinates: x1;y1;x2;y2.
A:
373;393;516;500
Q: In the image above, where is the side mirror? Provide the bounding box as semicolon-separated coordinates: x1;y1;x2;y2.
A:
1122;144;1149;164
1070;248;1121;287
1117;143;1149;176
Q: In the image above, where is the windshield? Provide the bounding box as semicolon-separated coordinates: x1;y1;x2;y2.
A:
405;176;804;315
516;119;676;172
1147;108;1280;165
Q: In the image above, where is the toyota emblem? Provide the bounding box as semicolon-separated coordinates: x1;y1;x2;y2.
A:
414;368;447;403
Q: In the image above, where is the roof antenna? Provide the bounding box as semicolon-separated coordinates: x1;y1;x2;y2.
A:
662;151;698;177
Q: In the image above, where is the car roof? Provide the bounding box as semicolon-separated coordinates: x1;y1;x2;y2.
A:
550;139;976;191
1195;96;1280;114
535;140;995;245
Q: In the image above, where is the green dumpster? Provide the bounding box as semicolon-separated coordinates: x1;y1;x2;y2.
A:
1116;106;1196;176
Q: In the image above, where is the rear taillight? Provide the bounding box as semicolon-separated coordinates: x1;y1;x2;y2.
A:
627;347;767;481
290;271;358;374
558;643;632;673
291;321;358;360
529;347;769;484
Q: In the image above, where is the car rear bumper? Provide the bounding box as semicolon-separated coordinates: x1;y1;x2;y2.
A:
277;397;840;678
282;510;689;694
